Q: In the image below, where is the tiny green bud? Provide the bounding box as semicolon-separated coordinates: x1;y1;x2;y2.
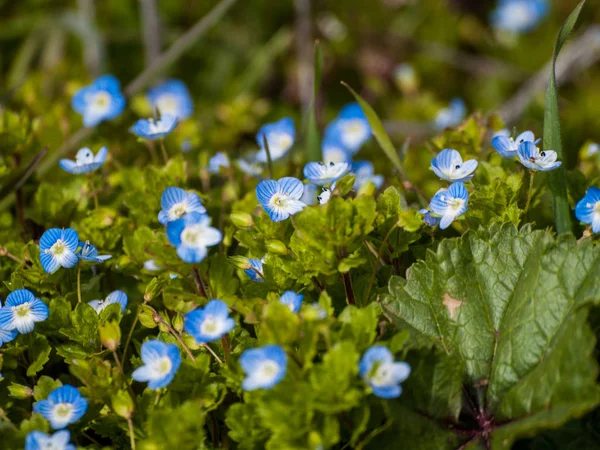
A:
265;239;288;255
229;255;252;270
99;321;121;351
111;390;134;419
230;212;254;228
139;304;158;329
173;314;184;333
8;382;33;399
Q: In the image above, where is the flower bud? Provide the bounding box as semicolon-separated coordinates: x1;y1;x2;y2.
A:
265;240;288;255
111;390;134;419
173;314;185;334
230;212;254;228
8;383;33;399
229;255;252;270
99;321;121;351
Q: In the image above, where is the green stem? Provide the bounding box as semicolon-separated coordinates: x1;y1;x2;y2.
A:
365;225;397;304
525;170;535;214
77;264;82;304
127;416;136;450
262;135;274;179
88;175;99;209
159;139;169;164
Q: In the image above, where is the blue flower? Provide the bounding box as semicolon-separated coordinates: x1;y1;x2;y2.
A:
88;290;128;315
59;147;108;175
166;212;222;263
491;0;549;34
77;241;112;263
208;152;231;174
0;289;48;334
586;142;599;158
0;327;17;348
147;79;193;120
429;182;469;230
322;136;352;164
418;209;441;227
359;346;410;399
244;258;265;282
304;161;350;186
517;141;561;171
71;75;126;127
39;228;79;274
25;430;75;450
492;130;538;158
279;291;303;313
256;118;295;162
324;103;371;154
132;340;181;390
434;98;466;130
33;385;88;429
184;299;235;344
430;149;478;182
236;155;263;177
240;345;288;391
158;187;206;225
575;187;600;234
300;184;318;206
256;177;306;222
352;161;384;190
131;114;179;140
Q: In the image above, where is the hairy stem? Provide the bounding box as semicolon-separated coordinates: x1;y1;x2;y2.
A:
77;264;82;304
525;170;535;213
192;266;210;299
127;416;136;450
365;225;397;304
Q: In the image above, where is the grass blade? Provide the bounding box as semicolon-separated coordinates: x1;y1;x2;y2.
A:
342;82;408;179
306;41;323;162
544;0;585;234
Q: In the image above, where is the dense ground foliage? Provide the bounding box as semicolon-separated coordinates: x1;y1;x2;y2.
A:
1;0;600;449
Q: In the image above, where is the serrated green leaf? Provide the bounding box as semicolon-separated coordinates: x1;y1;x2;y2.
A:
384;224;600;446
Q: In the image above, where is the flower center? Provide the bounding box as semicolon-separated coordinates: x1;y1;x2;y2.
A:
13;303;31;317
258;361;279;380
371;362;394;387
181;225;203;246
157;357;172;375
54;403;73;418
200;316;220;336
94;91;111;109
270;194;289;209
343;120;364;136
157;95;179;116
49;240;66;256
170;202;188;219
594;202;600;215
448;198;464;214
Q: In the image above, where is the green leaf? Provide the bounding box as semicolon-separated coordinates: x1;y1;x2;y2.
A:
337;303;381;350
544;1;585;234
306;41;323;162
27;335;51;376
383;224;600;446
341;82;407;180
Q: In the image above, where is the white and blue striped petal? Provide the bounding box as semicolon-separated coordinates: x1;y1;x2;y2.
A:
25;430;75;450
324;103;371;154
575;187;600;234
430;149;477;182
147;79;193;120
39;228;79;274
132;340;181;390
240;345;288;391
184;299;235;344
0;289;48;334
158;187;206;225
492;130;537;158
71;75;126;127
303;161;350;186
255;118;295;162
59;146;108;175
429;182;469;230
77;241;112;263
131;114;179;140
359;345;410;399
517;141;561;171
33;385;88;429
166;212;222;263
279;291;303;313
88;290;128;315
256;177;306;222
418;208;442;227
